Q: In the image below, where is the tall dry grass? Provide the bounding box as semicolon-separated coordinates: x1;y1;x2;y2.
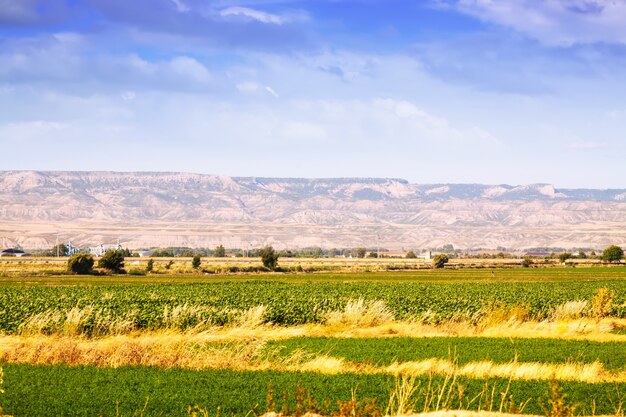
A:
325;299;395;327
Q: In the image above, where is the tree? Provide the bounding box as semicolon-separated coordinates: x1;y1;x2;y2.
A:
521;257;533;268
98;249;125;273
602;245;624;263
51;243;69;257
432;254;449;269
578;251;587;259
192;254;201;269
405;250;417;259
355;248;367;258
260;245;279;270
558;253;572;263
146;258;154;273
214;245;226;258
67;253;94;274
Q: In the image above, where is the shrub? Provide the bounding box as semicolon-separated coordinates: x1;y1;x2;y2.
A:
260;246;279;270
405;250;417;259
432;254;448;269
67;253;94;275
591;287;615;320
558;253;572;263
97;250;125;273
521;257;533;268
192;255;201;269
146;259;154;273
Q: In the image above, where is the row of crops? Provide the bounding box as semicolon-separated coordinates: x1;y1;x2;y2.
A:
2;280;626;334
268;336;626;369
3;363;626;416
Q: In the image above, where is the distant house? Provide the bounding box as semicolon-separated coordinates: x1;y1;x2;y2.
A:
89;243;123;257
418;251;432;260
137;250;152;258
0;248;29;257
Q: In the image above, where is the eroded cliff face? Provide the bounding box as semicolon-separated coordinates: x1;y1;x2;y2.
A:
1;171;625;249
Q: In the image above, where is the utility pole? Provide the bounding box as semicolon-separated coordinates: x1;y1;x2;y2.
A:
56;234;59;257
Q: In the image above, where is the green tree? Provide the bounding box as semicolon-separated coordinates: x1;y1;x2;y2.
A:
192;254;201;269
355;248;367;258
602;245;624;263
521;257;533;268
50;243;69;257
146;258;154;273
260;246;279;270
558;253;572;263
67;253;94;275
97;249;125;273
214;245;226;258
578;251;587;259
432;254;449;269
405;250;417;259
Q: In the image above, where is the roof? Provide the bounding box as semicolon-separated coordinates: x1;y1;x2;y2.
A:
1;248;25;254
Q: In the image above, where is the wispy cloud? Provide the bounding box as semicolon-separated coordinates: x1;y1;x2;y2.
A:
440;0;626;46
220;6;286;24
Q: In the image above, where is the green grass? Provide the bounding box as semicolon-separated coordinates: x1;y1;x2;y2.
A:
2;364;625;416
268;336;626;370
1;266;626;286
2;278;626;333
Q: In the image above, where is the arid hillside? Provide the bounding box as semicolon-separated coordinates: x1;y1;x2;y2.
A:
0;171;625;250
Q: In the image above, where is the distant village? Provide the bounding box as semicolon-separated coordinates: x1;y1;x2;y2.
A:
0;241;608;260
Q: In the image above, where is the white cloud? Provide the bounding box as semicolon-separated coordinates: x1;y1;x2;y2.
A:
220;6;286;24
443;0;626;46
236;81;279;97
168;56;211;83
169;0;190;13
264;86;279;98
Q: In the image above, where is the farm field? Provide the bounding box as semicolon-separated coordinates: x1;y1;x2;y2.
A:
1;265;626;416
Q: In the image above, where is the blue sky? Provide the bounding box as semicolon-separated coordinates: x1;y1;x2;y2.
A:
1;0;625;188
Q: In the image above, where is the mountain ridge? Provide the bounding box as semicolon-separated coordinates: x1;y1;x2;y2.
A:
1;171;625;250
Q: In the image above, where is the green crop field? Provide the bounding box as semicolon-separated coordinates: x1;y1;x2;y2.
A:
268;336;626;369
2;364;626;417
1;277;626;334
2;266;626;416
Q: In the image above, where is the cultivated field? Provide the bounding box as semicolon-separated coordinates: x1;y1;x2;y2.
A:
1;261;626;416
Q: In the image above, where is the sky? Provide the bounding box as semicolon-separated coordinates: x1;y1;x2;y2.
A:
0;0;625;188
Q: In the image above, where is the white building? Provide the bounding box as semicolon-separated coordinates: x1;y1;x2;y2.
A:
89;243;122;257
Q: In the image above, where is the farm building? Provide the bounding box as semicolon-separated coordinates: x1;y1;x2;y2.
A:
0;248;30;257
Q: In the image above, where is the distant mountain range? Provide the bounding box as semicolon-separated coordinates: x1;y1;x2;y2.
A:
0;171;625;250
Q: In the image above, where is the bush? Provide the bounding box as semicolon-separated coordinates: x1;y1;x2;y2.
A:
146;259;154;273
260;246;279;270
97;250;125;273
192;255;201;269
67;253;94;275
432;254;449;269
405;250;417;259
558;253;572;263
602;245;624;263
521;257;533;268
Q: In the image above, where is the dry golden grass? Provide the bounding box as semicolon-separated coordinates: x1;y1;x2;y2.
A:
1;332;625;383
324;299;395;328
